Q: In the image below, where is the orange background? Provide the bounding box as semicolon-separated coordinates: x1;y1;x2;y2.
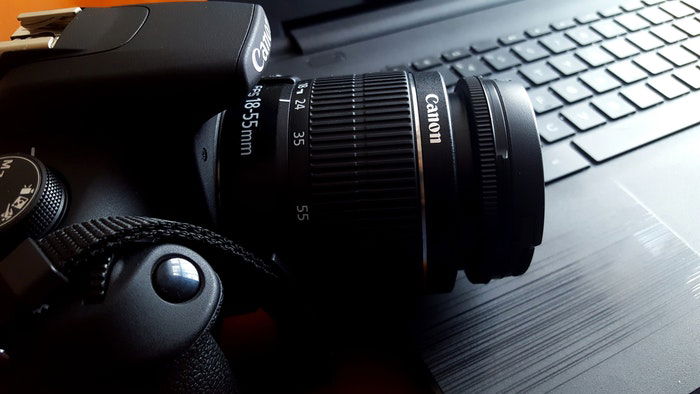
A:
0;0;204;39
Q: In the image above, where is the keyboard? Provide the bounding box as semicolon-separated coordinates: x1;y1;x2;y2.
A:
385;0;700;184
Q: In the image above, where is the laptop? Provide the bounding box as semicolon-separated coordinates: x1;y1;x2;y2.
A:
252;0;700;391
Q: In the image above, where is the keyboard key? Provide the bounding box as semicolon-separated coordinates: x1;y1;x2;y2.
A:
471;39;499;53
498;33;526;45
591;93;637;119
650;24;689;43
602;38;641;58
542;144;590;183
673;65;700;88
614;13;651;31
599;7;623;17
626;30;665;50
683;0;700;10
621;0;645;11
561;103;607;131
452;59;491;77
525;26;551;38
537;114;576;142
548;54;588;75
492;69;530;88
647;74;691;98
576;13;601;24
520;62;560;85
591;20;627;38
579;69;622;93
529;88;564;113
621;83;664;108
483;49;521;71
540;33;577;53
682;37;700;56
435;65;460;86
573;92;700;162
638;7;674;24
576;45;616;66
674;17;700;36
551;79;594;103
660;1;695;17
633;53;675;74
608;61;649;83
413;56;441;70
566;26;604;46
682;0;700;10
441;47;471;62
658;45;698;66
551;19;577;31
512;42;550;62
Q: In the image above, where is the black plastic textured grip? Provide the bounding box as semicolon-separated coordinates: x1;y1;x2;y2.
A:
307;72;419;229
161;288;236;394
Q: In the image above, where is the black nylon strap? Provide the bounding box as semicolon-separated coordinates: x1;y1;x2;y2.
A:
37;216;284;280
3;217;325;377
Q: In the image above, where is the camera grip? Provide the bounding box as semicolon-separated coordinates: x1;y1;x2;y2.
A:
162;328;237;393
1;217;292;392
5;243;237;392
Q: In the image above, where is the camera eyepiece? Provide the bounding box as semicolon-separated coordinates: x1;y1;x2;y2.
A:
218;71;543;292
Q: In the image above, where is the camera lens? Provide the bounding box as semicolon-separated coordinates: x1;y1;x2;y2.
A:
218;71;544;292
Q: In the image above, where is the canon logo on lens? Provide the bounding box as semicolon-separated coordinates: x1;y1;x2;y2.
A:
425;93;442;144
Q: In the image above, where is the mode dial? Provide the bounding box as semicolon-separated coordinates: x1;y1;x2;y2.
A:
0;153;67;239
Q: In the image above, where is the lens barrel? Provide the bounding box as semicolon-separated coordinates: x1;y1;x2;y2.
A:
218;71;543;292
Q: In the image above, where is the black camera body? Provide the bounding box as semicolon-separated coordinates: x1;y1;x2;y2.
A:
0;2;270;230
0;2;544;392
0;3;279;392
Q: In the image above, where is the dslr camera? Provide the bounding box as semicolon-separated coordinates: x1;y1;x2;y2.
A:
0;2;544;392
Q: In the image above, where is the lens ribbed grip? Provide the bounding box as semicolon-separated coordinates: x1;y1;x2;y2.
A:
307;72;419;229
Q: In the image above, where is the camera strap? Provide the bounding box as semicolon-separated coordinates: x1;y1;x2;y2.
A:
1;216;293;329
39;216;286;285
1;216;327;374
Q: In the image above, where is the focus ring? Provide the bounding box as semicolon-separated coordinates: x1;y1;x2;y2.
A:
463;77;498;219
462;77;500;283
307;72;419;228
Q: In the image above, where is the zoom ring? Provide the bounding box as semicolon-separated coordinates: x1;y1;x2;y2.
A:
307;72;419;229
